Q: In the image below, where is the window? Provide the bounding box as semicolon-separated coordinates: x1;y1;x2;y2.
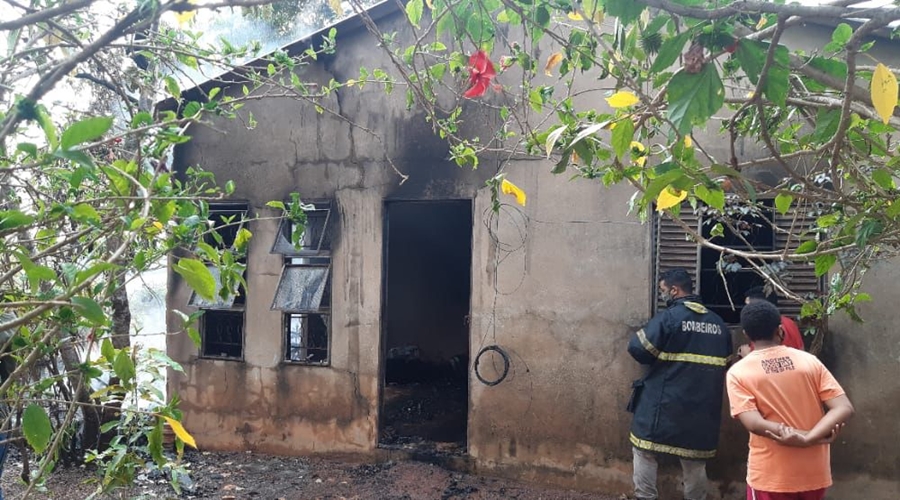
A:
191;202;248;360
271;202;334;364
654;202;822;324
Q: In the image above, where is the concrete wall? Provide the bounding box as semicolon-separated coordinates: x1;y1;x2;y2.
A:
166;9;900;499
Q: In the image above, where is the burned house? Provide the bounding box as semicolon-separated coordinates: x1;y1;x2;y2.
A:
166;4;900;498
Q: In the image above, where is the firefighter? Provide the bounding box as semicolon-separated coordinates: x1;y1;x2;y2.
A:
626;268;733;500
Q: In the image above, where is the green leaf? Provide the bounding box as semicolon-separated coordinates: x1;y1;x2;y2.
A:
467;11;495;44
887;200;900;219
765;45;790;106
611;118;634;160
775;193;793;215
113;349;136;385
605;0;645;25
16;142;38;158
428;63;447;81
644;165;686;204
173;258;216;300
60;117;113;151
75;262;115;287
234;227;252;251
832;23;852;45
148;420;166;467
132;111;153;128
813;108;841;143
529;89;543;112
0;210;35;231
164;76;181;99
817;213;840;228
35;105;58;151
71;297;107;326
183;101;202;118
54;148;94;168
796;240;818;254
266;201;286;210
734;40;790;106
22;404;52;454
71;203;100;223
101;338;116;362
695;185;725;210
667;64;725;135
872;168;895;190
406;0;424;28
650;31;690;73
187;326;202;348
856;219;884;247
534;5;551;28
815;254;837;277
224;180;235;195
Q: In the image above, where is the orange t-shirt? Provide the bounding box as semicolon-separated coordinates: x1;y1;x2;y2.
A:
726;345;845;493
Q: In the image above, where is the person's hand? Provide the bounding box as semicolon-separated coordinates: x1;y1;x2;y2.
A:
737;344;752;358
811;423;845;445
764;424;810;447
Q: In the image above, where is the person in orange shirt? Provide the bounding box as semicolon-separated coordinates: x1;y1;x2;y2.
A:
727;301;854;500
736;286;804;358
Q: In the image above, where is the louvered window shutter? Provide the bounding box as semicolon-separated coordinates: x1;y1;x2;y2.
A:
654;208;702;315
654;204;823;319
773;208;823;319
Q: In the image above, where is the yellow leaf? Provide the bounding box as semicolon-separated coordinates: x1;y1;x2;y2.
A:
631;141;647;167
174;9;196;26
606;91;640;109
425;0;433;8
544;53;563;76
567;12;583;21
329;0;344;17
871;63;898;125
656;186;687;211
501;179;527;206
684;135;693;148
755;17;768;30
163;416;198;449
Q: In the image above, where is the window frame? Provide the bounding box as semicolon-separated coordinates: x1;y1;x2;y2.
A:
195;202;249;361
653;201;823;323
271;201;335;366
283;312;331;365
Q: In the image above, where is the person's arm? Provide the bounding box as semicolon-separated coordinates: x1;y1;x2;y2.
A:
627;314;667;365
736;410;787;437
804;395;854;442
766;363;854;447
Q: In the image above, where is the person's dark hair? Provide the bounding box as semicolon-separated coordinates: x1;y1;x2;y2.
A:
659;268;693;293
745;285;778;307
740;301;781;341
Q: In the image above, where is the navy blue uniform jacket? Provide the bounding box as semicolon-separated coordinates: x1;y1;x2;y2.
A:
627;295;732;459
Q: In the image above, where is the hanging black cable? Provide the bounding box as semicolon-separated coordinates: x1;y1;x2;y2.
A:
474;345;510;386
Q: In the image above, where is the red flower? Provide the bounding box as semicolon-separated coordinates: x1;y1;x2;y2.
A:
464;50;497;98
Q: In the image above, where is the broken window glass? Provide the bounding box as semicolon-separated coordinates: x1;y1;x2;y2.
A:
271;206;332;256
271;265;330;312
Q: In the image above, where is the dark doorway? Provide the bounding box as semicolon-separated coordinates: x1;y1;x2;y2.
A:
380;201;471;454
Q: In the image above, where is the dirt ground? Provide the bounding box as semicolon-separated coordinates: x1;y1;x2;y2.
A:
0;450;621;500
